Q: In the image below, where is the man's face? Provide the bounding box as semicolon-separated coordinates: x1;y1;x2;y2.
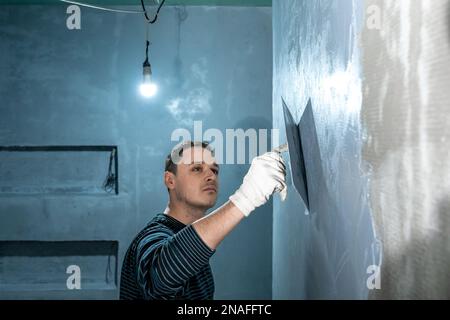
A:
167;146;219;211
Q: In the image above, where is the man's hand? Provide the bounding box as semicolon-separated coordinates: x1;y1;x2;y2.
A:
229;152;287;217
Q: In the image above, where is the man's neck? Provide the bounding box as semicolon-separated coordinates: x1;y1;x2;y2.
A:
164;202;206;225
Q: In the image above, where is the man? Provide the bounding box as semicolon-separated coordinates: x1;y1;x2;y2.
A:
120;140;287;300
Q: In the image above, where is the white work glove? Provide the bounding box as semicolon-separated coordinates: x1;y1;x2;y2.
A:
229;152;287;217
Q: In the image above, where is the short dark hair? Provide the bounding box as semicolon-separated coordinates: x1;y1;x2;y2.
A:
165;140;214;175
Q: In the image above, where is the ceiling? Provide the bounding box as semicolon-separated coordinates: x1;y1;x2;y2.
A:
1;0;271;6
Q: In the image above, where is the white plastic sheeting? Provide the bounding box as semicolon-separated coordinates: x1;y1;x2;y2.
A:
362;0;450;299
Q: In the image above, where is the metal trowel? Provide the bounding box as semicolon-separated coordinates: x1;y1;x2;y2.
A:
272;98;310;210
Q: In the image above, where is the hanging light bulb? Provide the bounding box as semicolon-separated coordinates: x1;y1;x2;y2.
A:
140;57;157;97
138;0;166;98
139;36;158;98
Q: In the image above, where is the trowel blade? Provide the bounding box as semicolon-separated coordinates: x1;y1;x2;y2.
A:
282;98;309;209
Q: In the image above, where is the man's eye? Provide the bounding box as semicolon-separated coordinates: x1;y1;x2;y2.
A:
212;169;219;175
193;166;202;172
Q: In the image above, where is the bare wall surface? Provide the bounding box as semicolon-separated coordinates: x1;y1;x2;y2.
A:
362;0;450;299
272;0;379;299
0;5;273;299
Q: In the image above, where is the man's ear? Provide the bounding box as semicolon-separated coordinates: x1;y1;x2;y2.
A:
164;171;176;190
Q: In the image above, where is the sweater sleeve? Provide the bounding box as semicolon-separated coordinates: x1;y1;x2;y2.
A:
135;224;215;299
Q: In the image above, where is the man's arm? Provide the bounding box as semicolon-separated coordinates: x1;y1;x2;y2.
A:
193;152;287;250
192;200;245;250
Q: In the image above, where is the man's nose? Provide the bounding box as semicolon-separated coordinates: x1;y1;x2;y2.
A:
205;168;217;182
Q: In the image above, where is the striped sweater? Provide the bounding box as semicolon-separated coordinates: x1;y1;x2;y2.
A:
119;213;216;300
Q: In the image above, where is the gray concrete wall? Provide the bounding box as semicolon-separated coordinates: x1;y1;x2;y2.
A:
272;0;379;299
0;4;273;299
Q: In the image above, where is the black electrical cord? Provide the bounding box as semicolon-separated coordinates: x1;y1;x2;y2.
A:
103;149;116;194
144;40;150;67
141;0;166;24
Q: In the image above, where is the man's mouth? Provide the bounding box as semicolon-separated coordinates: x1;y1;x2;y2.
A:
202;186;217;193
